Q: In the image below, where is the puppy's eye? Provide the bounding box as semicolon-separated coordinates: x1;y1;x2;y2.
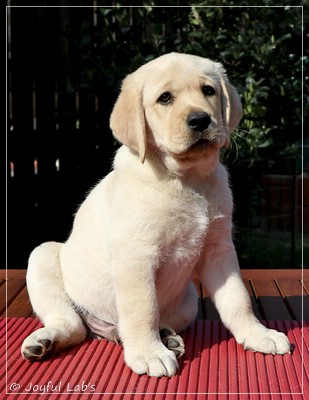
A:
158;92;172;105
202;85;216;96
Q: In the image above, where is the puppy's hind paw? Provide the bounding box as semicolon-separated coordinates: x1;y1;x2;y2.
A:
21;328;57;361
22;338;53;361
160;328;185;358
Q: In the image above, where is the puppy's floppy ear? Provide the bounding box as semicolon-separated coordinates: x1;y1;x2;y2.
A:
110;74;146;163
220;73;243;134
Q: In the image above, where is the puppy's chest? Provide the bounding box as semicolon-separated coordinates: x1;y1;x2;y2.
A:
158;194;210;265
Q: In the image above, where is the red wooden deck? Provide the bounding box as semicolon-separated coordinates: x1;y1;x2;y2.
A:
0;269;308;399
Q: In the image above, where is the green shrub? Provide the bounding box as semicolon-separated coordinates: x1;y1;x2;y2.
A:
77;2;305;164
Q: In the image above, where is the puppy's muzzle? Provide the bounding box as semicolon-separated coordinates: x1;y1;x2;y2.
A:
185;111;225;152
187;112;211;133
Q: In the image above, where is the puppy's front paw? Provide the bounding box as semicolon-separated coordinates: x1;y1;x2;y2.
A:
237;325;291;355
21;328;57;361
160;328;185;357
124;342;178;377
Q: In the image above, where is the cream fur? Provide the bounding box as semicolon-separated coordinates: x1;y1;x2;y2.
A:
21;53;291;377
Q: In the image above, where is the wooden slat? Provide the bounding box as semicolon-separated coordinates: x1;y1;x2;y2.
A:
201;285;221;320
277;279;309;320
250;279;292;320
1;270;308;321
243;278;263;320
241;269;304;280
0;279;26;316
203;298;220;320
303;278;309;294
0;270;34;318
0;269;27;279
5;287;33;318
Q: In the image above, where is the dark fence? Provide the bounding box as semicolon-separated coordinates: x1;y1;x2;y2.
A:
229;158;300;269
7;5;119;268
6;4;301;269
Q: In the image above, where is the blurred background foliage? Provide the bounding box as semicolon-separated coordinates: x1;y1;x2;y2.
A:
73;1;305;167
7;2;306;269
59;1;307;268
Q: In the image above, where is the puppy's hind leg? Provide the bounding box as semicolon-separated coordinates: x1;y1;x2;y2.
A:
21;242;87;361
160;327;185;358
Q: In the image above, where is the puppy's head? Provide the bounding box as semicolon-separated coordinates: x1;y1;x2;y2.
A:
110;53;242;165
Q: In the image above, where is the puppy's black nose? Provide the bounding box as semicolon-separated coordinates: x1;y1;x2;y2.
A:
187;112;211;132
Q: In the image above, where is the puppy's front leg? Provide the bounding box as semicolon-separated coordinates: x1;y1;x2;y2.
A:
198;235;291;355
114;264;178;377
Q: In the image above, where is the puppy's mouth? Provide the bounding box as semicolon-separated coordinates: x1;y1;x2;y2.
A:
170;138;213;160
185;135;220;153
188;130;228;152
167;130;227;160
190;137;211;150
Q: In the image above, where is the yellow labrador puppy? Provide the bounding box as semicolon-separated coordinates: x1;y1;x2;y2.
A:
22;53;291;377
